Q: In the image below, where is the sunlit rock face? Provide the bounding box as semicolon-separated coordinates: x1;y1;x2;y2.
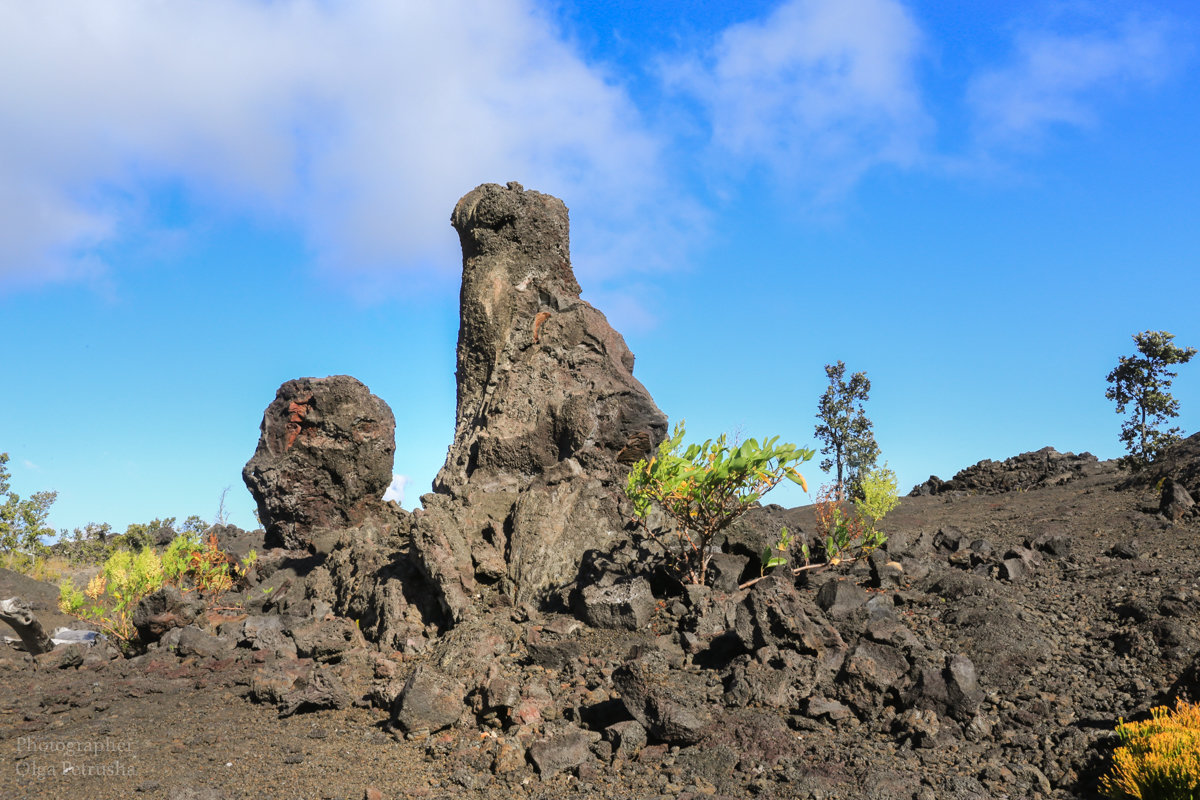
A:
243;375;396;550
243;183;667;625
413;182;668;620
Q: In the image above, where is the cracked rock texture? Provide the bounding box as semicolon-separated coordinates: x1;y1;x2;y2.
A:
413;182;667;620
243;375;396;550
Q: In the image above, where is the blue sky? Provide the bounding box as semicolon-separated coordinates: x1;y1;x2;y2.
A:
2;0;1198;535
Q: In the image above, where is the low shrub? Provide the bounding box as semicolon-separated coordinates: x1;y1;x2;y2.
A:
758;464;898;579
1101;698;1200;800
59;548;164;641
626;421;812;586
59;532;255;641
0;551;66;581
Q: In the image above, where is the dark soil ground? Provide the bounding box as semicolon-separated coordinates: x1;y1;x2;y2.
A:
2;457;1197;800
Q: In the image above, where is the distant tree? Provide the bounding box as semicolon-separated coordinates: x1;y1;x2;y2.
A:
59;522;114;566
814;362;879;498
1106;330;1196;470
120;517;178;551
180;515;209;535
0;453;57;555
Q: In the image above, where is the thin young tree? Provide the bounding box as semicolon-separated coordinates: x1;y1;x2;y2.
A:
0;453;57;557
814;362;879;498
1106;330;1196;470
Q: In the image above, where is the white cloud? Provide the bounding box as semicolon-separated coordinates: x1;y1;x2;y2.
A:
664;0;929;198
0;0;673;292
382;474;412;506
968;16;1174;144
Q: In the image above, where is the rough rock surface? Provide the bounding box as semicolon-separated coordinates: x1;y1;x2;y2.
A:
133;585;205;642
412;182;667;619
1145;431;1200;519
910;446;1101;496
4;440;1200;800
243;375;396;549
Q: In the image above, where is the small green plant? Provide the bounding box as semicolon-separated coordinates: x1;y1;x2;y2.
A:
761;526;794;570
853;462;900;527
164;531;252;598
626;421;813;586
59;532;253;641
756;469;897;585
1101;698;1200;799
811;484;885;565
59;548;165;641
162;531;200;584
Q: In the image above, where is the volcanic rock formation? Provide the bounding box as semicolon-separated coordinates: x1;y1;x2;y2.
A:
245;183;667;627
910;446;1101;497
1147;431;1200;520
243;375;397;549
411;182;667;621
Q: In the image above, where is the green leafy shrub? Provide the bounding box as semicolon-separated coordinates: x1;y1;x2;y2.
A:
626;421;813;586
1101;699;1200;799
59;548;165;641
59;532;255;641
759;466;897;580
810;484;885;564
161;530;254;597
853;462;900;527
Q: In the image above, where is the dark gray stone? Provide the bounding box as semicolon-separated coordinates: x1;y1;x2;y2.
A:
579;576;654;631
706;552;748;592
484;676;521;710
249;659;351;717
999;557;1028;581
409;182;667;620
1109;539;1141;559
392;664;466;733
613;657;711;745
805;695;853;721
133;586;205;643
906;654;985;725
604;719;647;760
276;666;351;717
868;549;906;588
1161;477;1196;520
528;725;592;776
243;375;396;550
289;616;366;662
175;626;233;659
734;571;845;677
816;579;869;619
235;614;298;658
1032;532;1073;558
839;640;910;701
945;654;984;720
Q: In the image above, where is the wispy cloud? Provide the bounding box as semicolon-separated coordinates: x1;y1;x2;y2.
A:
967;15;1176;145
0;0;674;293
663;0;929;199
383;474;412;507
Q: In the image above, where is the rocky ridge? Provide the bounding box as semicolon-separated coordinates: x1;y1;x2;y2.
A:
910;446;1101;497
